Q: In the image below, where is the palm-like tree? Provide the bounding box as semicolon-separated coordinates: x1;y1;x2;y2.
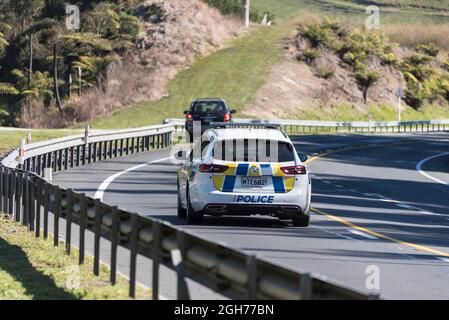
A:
0;21;11;48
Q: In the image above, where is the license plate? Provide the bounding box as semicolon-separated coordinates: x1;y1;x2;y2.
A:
241;176;268;188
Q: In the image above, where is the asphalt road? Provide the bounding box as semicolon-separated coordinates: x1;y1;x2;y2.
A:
53;133;449;300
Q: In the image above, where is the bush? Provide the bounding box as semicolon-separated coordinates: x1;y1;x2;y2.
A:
0;109;9;126
300;21;336;48
318;67;334;79
300;48;320;64
416;43;440;57
405;82;428;109
354;66;379;103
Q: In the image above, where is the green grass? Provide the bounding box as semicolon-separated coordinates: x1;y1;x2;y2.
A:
294;103;449;121
92;24;292;129
301;0;449;24
252;0;308;21
87;0;449;130
0;129;81;155
0;214;150;300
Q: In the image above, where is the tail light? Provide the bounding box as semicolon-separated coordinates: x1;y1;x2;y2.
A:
199;164;229;173
280;165;307;175
223;113;231;122
186;114;193;122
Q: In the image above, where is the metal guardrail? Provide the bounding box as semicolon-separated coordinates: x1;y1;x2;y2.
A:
0;123;377;300
164;118;449;134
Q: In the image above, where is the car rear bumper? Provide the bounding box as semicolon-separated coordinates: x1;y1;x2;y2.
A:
204;203;304;218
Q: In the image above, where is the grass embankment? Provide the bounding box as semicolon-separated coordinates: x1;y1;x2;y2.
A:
296;104;449;122
88;0;449;129
0;129;80;156
92;23;290;129
0;214;150;300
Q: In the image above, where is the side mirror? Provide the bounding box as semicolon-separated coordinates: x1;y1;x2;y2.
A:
177;150;188;160
230;109;237;114
183;110;189;115
298;153;308;163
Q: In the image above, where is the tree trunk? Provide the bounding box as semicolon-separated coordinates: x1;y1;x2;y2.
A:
28;34;33;109
363;86;368;104
53;43;63;113
29;34;33;86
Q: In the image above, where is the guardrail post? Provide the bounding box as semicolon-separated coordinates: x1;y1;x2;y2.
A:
114;140;118;158
152;220;161;300
88;143;92;164
23;174;29;226
43;182;49;239
28;176;35;232
57;149;63;171
35;179;42;237
246;255;257;300
4;168;9;214
0;166;3;212
15;172;22;222
93;142;98;163
98;141;103;161
70;147;74;168
36;155;41;175
300;273;312;300
109;140;113;158
79;193;87;265
54;187;61;246
172;230;190;300
8;168;15;216
65;189;73;255
110;206;119;285
76;145;81;167
93;198;102;276
129;213;139;298
64;148;68;170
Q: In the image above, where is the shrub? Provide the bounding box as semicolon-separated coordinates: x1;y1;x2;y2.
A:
300;22;335;48
300;48;320;64
318;67;334;79
442;61;449;72
354;67;379;103
416;43;440;57
405;82;428;109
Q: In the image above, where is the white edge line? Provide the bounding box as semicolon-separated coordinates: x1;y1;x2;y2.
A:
347;229;379;240
94;157;172;201
416;152;449;187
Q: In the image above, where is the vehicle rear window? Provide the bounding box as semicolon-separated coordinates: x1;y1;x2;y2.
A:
212;139;295;162
191;101;227;115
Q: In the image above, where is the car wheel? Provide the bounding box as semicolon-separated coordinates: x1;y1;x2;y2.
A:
186;185;204;225
292;215;310;227
177;178;187;219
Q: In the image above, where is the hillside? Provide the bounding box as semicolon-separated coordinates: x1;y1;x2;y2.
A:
3;0;449;130
244;18;449;120
0;0;243;128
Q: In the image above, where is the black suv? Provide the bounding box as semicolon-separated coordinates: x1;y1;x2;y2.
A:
184;98;236;141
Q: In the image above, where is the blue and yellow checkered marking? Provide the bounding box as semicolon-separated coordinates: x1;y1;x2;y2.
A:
212;163;295;193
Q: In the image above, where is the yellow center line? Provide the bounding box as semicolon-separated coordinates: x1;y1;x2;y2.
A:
306;139;449;258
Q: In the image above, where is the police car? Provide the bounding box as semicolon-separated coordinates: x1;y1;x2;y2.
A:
176;124;312;227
